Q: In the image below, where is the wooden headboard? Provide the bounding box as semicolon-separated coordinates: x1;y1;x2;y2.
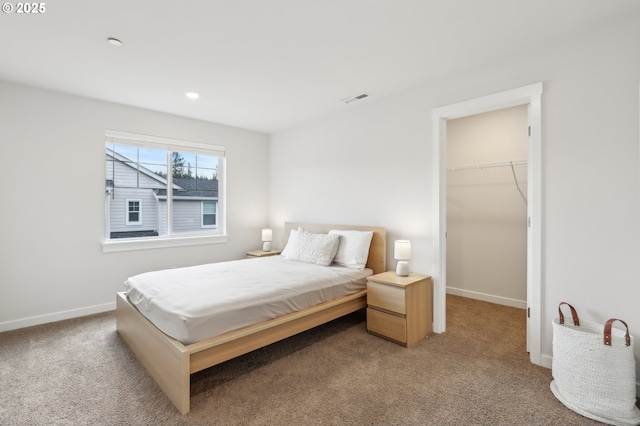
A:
283;222;387;274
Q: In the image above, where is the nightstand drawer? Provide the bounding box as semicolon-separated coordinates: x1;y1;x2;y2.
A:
367;308;406;343
367;281;406;315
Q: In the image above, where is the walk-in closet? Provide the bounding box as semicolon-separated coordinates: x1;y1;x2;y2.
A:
446;105;529;309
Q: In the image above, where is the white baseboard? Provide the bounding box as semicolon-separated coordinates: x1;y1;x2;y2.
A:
540;354;553;369
446;287;527;310
0;302;116;333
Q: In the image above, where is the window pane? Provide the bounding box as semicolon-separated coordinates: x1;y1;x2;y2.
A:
197;154;218;169
112;144;138;160
203;214;216;226
138;147;167;166
197;168;216;182
176;151;197;166
203;201;216;214
202;201;216;227
172;152;196;178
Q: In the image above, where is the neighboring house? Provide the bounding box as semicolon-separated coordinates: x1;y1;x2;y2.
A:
105;149;218;239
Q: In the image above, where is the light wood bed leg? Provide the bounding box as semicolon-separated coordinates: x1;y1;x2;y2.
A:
116;293;191;414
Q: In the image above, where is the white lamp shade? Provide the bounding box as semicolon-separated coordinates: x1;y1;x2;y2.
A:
394;240;411;260
261;229;272;251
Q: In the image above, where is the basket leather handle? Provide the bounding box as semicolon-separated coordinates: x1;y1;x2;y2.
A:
558;302;580;326
604;318;631;347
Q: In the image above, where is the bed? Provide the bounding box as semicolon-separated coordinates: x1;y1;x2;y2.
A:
116;222;386;414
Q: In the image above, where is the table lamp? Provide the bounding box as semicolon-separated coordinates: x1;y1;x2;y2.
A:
394;240;411;277
262;229;272;251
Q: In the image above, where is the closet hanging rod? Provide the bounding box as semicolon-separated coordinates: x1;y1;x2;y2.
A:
447;159;528;172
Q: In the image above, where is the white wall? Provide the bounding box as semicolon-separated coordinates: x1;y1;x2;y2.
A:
269;89;433;261
446;106;528;307
269;11;640;387
0;81;269;330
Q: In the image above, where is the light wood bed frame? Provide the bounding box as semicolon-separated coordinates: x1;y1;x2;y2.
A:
116;222;386;414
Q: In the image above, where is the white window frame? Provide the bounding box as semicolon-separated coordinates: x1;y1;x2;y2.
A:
125;198;142;225
103;130;228;252
201;200;217;228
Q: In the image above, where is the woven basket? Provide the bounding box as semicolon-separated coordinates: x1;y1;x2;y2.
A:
551;302;640;425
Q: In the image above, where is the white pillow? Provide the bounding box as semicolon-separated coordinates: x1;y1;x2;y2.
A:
328;230;374;270
285;228;339;266
281;228;300;259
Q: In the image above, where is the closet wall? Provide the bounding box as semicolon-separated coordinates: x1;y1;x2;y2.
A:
446;105;529;308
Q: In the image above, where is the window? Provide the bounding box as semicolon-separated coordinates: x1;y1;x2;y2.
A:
104;130;226;249
126;199;142;225
202;201;216;228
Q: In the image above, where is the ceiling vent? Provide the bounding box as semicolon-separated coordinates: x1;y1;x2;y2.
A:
341;93;370;104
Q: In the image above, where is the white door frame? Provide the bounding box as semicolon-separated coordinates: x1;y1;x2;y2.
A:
432;82;543;365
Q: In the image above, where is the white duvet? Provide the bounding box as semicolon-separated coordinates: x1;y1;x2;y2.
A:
124;256;371;344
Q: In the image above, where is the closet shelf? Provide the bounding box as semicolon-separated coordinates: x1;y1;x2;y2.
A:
446;159;527;172
447;159;528;203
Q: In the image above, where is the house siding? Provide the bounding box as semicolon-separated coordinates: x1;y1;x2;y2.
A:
173;201;202;233
106;159;166;235
157;200;217;234
107;188;162;234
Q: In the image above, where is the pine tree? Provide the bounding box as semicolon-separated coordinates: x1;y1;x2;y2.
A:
172;152;187;178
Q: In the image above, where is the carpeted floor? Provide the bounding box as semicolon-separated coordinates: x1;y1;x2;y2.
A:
0;295;634;425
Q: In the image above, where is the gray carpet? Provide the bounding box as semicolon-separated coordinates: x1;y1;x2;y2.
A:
0;295;633;425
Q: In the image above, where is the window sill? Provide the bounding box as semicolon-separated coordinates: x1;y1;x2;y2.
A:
102;234;228;253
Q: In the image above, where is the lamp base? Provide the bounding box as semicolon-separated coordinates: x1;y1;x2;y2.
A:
262;241;271;251
396;261;409;277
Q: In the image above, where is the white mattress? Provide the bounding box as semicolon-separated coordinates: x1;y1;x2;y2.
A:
124;256;372;344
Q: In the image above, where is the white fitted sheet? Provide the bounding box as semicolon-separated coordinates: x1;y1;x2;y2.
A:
124;256;372;344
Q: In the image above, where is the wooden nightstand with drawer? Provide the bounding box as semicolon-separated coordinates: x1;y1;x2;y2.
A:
366;271;432;347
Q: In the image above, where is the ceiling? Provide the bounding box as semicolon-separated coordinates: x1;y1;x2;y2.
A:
2;0;639;134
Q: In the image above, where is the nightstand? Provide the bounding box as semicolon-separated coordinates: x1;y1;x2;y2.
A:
366;271;432;347
245;249;282;258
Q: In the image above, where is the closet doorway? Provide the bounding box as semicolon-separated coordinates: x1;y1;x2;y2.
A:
432;83;543;366
446;105;528;311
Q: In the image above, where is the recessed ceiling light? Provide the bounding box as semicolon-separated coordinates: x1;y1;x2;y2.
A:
107;37;123;47
185;91;200;100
